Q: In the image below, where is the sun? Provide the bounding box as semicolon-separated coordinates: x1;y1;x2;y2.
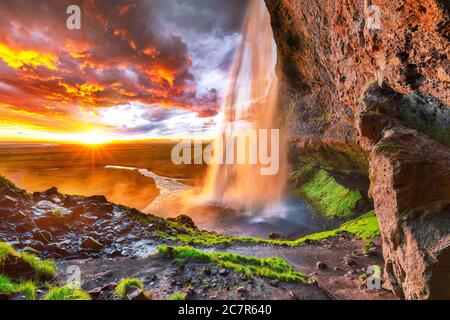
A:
76;131;113;145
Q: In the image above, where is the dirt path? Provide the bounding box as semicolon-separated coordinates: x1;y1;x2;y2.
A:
222;235;396;300
56;254;330;300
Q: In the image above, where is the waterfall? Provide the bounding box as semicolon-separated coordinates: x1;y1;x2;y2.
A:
201;0;288;213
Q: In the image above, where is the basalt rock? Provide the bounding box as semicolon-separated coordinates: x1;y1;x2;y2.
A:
368;127;450;299
266;0;450;299
0;175;168;260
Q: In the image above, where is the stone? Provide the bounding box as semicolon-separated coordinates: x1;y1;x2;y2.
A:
268;232;281;239
81;237;103;250
32;230;52;244
218;268;228;276
316;261;328;270
88;287;102;300
96;270;113;279
345;259;357;267
369;129;450;299
203;267;211;275
269;280;279;287
0;195;18;208
126;287;147;301
167;215;196;229
236;286;247;294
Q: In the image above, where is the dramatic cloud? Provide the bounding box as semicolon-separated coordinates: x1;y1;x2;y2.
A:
0;0;249;140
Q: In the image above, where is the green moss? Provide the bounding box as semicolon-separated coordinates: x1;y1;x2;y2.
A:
363;240;374;252
0;242;56;279
44;285;91;300
115;278;144;299
20;253;57;278
157;211;379;247
52;209;63;216
0;275;37;300
0;242;14;264
300;169;363;219
158;246;312;283
168;292;186;300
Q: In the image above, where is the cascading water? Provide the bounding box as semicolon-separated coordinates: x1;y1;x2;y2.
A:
145;0;335;237
201;0;288;213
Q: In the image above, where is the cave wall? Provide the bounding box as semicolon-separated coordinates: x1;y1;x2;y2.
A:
265;0;450;299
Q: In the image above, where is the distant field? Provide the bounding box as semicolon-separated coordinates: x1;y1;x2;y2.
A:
0;142;206;210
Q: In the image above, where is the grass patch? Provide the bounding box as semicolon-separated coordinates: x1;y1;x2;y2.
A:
115;278;144;299
158;246;312;283
291;211;380;243
0;242;14;264
0;242;56;279
20;253;57;278
168;292;186;300
300;169;363;219
0;275;37;300
43;285;91;300
156;211;379;247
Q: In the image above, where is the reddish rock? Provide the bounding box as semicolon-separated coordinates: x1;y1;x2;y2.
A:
266;0;450;299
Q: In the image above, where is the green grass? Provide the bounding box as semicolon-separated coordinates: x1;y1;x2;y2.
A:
115;278;144;299
290;211;380;243
43;285;91;300
300;169;363;219
157;210;380;247
0;242;56;279
158;246;312;283
363;240;374;252
0;275;37;300
20;253;57;278
0;243;14;264
168;292;186;300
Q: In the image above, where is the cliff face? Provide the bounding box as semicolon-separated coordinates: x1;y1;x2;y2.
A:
265;0;450;299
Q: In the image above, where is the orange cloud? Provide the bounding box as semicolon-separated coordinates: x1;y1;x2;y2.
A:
0;43;58;71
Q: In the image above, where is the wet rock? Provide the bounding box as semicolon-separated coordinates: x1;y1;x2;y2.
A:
203;267;211;276
266;0;450;299
0;195;18;208
0;293;11;300
167;215;196;229
268;232;281;239
81;237;103;250
345;259;357;267
88;287;102;300
368;127;450;299
96;270;113;279
218;268;228;276
126;287;147;300
236;287;247;295
367;248;377;257
1;254;53;282
269;280;279;287
31;230;53;244
86;195;108;203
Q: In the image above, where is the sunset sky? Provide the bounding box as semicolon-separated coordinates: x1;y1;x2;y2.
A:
0;0;249;142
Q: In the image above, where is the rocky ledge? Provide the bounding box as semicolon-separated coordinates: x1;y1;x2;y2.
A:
0;176;175;260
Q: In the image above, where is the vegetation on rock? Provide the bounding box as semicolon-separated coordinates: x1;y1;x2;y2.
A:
296;169;363;219
168;291;186;300
115;278;144;299
0;275;37;300
43;285;91;300
158;245;312;283
0;242;56;279
156;210;379;247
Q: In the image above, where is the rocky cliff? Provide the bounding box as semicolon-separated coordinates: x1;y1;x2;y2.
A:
265;0;450;299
